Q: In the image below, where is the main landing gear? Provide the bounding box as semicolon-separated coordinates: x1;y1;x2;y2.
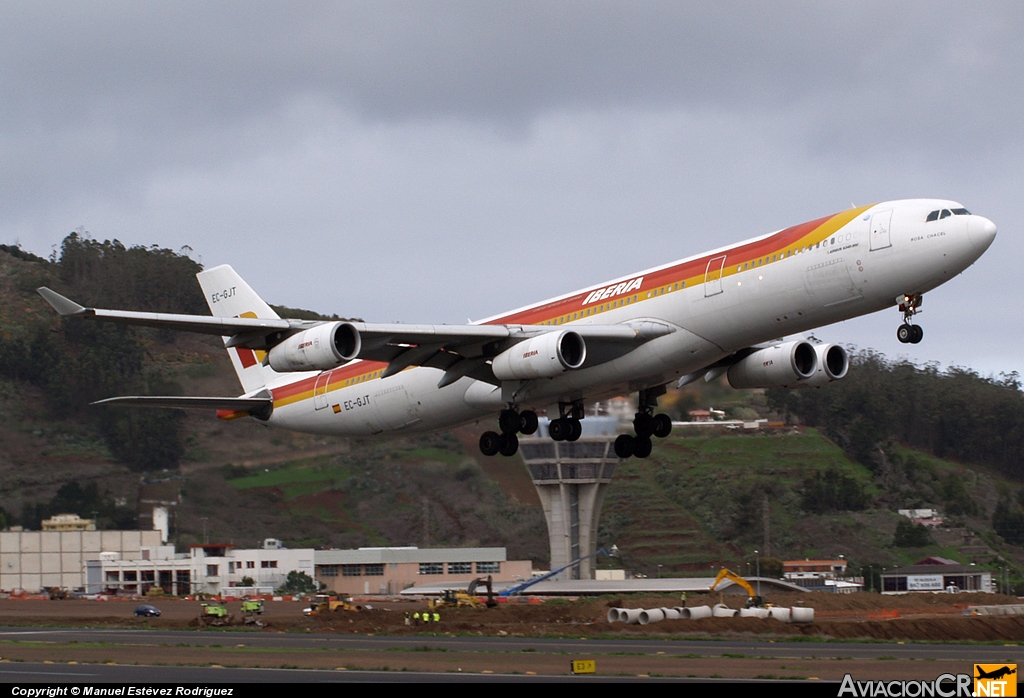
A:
614;388;673;460
896;293;924;344
479;407;538;457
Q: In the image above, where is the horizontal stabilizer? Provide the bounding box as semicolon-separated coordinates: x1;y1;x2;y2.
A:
91;395;272;414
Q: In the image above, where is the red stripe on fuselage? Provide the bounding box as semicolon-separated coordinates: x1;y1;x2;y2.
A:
489;213;836;326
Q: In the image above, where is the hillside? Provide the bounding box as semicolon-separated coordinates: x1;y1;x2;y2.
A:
0;239;1022;590
598;427;1024;580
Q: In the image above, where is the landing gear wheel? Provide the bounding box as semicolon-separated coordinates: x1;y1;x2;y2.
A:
479;431;500;456
896;324;913;344
652;413;673;439
549;418;570;442
567;419;583;442
498;409;520;434
519;410;539;435
633;435;653;459
498;432;519;457
633;413;655;438
910;324;923;344
614;434;635;459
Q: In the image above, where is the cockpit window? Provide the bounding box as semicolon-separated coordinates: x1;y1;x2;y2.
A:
927;207;971;221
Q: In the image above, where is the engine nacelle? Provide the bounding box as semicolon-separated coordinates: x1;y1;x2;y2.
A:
727;340;818;389
802;343;849;387
266;322;361;372
492;331;586;381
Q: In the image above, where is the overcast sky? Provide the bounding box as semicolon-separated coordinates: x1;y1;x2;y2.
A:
2;2;1021;377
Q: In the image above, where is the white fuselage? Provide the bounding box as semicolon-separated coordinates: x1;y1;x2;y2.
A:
260;199;995;436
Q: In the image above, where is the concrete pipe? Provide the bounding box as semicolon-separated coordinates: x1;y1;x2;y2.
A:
738;607;761;617
662;608;681;620
639;608;665;625
620;608;645;624
712;603;738;618
768;606;792;623
606;608;623;623
683;605;712;620
790;607;814;623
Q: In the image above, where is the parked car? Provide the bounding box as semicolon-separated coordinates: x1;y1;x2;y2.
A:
134;604;161;617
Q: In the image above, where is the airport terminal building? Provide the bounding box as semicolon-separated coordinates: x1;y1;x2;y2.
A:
315;547;532;596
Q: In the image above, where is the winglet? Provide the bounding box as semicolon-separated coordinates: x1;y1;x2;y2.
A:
37;287;88;316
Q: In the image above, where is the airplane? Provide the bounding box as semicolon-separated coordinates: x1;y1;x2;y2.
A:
975;666;1016;681
37;198;996;460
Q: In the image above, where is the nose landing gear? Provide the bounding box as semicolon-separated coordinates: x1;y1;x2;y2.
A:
896;294;924;344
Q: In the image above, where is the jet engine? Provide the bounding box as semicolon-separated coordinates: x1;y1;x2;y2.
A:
802;343;849;387
492;331;586;380
726;340;818;389
266;322;361;372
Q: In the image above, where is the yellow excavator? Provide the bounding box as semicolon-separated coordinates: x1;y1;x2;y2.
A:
428;576;497;610
304;594;360;615
711;568;766;608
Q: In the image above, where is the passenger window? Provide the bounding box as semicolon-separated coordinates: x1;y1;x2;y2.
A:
926;210;939;222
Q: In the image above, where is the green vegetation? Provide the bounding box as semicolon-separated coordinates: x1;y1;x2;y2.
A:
19;481;136;530
893;518;932;547
768;351;1024;480
0;233;201;471
800;469;869;513
992;498;1024;544
277;570;318;594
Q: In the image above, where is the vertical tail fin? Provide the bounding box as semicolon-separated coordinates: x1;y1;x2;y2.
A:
197;265;283;394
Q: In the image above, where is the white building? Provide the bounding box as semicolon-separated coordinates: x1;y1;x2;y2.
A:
85;539;315;595
1;529;163;593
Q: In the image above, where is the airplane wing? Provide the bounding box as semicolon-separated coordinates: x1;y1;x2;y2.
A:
38;287;674;387
37;287;298;336
338;320;673;387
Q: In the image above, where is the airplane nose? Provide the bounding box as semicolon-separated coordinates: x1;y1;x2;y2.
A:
969;216;997;251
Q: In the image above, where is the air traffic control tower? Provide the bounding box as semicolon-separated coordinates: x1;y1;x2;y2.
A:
519;431;619;581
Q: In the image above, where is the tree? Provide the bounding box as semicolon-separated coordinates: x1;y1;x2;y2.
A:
894;518;932;547
992;499;1024;544
800;469;869;513
767;351;1024;481
240;576;255;587
759;557;784;578
277;570;318;594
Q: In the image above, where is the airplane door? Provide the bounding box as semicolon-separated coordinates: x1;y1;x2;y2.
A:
870;210;893;251
704;255;727;297
313;371;331;410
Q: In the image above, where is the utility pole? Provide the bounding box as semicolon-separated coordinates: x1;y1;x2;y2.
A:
422;498;430;547
762;494;771;558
